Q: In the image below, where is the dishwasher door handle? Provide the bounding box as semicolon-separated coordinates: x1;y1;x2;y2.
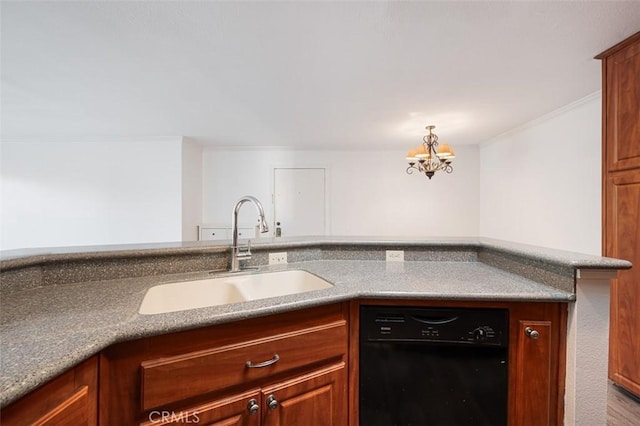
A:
410;315;459;325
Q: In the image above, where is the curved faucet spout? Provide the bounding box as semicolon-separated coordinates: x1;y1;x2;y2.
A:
231;196;269;272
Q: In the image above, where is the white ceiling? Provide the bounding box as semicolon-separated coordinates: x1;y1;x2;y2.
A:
1;1;639;149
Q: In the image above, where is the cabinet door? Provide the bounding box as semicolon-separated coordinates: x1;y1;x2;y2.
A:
1;357;98;426
139;389;261;426
512;320;553;426
198;227;256;241
261;363;347;426
606;170;640;395
199;227;229;241
603;35;640;172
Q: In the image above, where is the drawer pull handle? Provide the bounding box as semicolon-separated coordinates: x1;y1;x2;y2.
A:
525;327;540;339
246;354;280;368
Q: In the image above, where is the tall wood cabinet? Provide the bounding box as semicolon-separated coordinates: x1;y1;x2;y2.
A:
597;31;640;397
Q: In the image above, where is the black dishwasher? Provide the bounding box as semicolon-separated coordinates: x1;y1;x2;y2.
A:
359;306;509;426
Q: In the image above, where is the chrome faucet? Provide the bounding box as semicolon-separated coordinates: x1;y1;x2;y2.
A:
230;196;269;272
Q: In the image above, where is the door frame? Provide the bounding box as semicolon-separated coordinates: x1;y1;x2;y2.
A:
271;165;332;236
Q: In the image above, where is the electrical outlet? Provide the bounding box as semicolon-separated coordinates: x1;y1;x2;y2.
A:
269;252;288;265
386;250;404;262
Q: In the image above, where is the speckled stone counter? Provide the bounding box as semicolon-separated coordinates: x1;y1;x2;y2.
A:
0;237;631;408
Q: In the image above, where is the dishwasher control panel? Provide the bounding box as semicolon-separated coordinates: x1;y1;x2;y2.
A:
361;306;508;347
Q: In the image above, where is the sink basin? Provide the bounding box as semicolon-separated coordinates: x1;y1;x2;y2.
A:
138;270;334;315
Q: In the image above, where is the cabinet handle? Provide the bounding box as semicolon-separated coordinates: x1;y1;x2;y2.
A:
525;327;540;339
245;354;280;368
247;399;259;415
266;395;279;410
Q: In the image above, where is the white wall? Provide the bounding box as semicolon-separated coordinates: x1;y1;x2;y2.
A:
479;93;602;255
478;95;606;426
565;271;614;426
202;146;479;237
0;93;603;251
181;138;203;241
0;139;184;250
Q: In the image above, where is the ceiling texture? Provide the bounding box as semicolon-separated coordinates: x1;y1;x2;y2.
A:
1;1;639;149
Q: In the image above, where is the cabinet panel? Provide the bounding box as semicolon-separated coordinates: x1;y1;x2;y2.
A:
1;357;98;426
141;320;347;411
32;387;90;426
604;35;640;172
261;363;347;426
513;320;553;426
606;171;640;395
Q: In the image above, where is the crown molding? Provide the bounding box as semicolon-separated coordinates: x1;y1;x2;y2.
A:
479;91;602;147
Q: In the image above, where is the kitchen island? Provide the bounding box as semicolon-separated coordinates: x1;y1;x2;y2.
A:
0;237;631;425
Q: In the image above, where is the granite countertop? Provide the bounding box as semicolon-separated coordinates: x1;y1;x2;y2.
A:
0;237;632;407
0;236;631;270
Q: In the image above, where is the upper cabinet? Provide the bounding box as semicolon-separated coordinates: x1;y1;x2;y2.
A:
597;32;640;172
598;31;640;398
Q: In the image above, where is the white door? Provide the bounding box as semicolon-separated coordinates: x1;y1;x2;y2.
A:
273;168;326;237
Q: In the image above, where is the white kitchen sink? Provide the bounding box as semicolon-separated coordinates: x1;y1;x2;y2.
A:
138;270;333;315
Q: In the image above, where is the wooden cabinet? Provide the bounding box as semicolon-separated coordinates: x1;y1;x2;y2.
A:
597;31;640;397
99;303;349;425
604;170;640;396
512;320;556;426
599;32;640;173
139;389;261;426
261;363;346;426
138;363;347;426
349;300;566;426
1;356;98;426
3;299;565;425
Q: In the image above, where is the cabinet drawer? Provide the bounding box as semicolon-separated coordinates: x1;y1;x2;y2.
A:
198;227;256;241
140;320;347;411
198;227;228;241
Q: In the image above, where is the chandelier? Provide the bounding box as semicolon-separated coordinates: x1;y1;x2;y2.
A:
405;125;455;179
